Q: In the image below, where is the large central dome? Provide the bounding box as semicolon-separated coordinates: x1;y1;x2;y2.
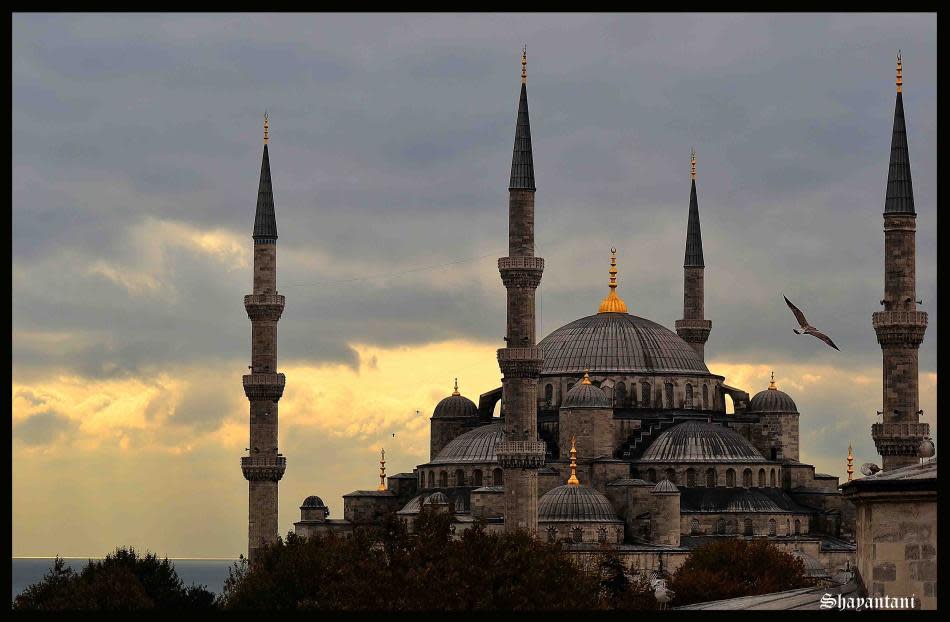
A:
538;312;710;375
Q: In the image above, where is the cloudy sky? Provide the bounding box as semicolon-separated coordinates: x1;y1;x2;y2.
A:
12;13;936;558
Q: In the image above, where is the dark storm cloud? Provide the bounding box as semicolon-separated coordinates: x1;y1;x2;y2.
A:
14;410;77;446
12;13;936;386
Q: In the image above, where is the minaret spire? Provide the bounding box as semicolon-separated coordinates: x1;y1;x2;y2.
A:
509;48;535;191
676;148;712;359
253;113;278;240
884;52;915;215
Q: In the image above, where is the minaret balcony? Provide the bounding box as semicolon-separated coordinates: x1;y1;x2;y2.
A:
243;373;286;401
497;347;543;378
241;455;287;481
245;294;286;321
871;422;930;456
498;257;544;289
872;311;927;347
675;318;712;342
496;440;546;468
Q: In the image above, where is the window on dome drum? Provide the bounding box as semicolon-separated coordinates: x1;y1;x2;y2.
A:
702;384;708;410
794;519;801;535
690;519;701;535
493;468;503;486
726;469;736;488
685;384;693;408
439;471;448;488
744;518;754;536
544;384;553;405
743;469;753;488
641;383;651;407
664;382;674;408
572;528;583;543
428;472;435;488
769;519;777;536
665;468;676;484
705;468;716;487
473;469;483;487
547;527;558;543
770;469;777;487
598;527;608;543
686;468;696;487
615;382;626;407
455;469;465;487
647;468;657;483
716;518;726;535
758;468;766;488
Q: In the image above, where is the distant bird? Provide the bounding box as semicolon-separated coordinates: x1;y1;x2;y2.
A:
784;295;840;351
392;433;396;437
860;463;881;476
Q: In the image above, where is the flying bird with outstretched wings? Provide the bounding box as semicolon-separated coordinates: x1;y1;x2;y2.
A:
784;295;840;351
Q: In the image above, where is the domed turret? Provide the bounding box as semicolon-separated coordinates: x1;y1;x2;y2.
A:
748;373;798;413
746;373;801;461
300;495;329;521
562;370;610;408
430;379;479;461
432;378;478;418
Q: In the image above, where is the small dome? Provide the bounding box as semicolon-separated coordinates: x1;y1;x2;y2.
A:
538;485;621;522
748;379;798;413
562;372;610;408
639;421;765;463
792;550;830;579
433;394;478;419
653;479;679;494
301;495;327;508
431;423;503;464
425;492;449;505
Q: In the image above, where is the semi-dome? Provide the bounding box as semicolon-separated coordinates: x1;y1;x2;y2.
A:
562;371;610;408
539;485;622;522
425;492;449;505
433;380;478;418
301;495;327;508
748;378;798;413
653;479;679;494
538;313;710;376
430;423;503;465
638;420;765;463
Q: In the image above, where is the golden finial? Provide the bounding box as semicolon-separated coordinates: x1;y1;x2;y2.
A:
690;148;696;180
452;378;460;396
847;444;854;482
567;436;580;486
768;371;777;390
377;448;387;491
263;111;269;145
896;50;902;94
581;369;592;385
597;247;629;314
521;45;527;84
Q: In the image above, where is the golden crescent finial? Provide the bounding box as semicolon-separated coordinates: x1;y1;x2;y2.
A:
452;377;460;396
690;148;696;180
263;111;269;145
768;371;777;390
896;50;903;93
521;45;527;84
377;448;387;491
567;436;580;486
598;248;628;314
847;443;854;481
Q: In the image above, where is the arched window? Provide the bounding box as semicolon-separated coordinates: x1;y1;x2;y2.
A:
726;469;736;487
743;469;753;488
716;518;726;534
786;519;791;535
768;519;777;536
420;473;426;489
727;519;737;535
439;471;448;488
665;382;674;408
744;518;754;536
428;471;435;488
794;519;801;535
641;383;651;407
758;468;766;488
598;527;608;543
473;469;483;487
702;384;709;410
572;527;583;543
455;469;465;487
690;519;701;534
547;527;558;543
615;382;627;407
686;468;697;487
705;468;717;488
647;468;657;483
665;468;677;484
685;384;693;408
770;469;777;487
493;468;503;486
544;384;554;405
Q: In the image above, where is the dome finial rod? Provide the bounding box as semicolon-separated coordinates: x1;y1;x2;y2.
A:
896;50;902;93
567;436;580;486
452;377;460;396
597;247;629;314
263;110;269;145
690;147;696;180
377;448;387;491
521;45;527;84
768;370;777;390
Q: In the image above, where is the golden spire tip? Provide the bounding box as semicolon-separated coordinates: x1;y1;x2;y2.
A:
896;51;902;93
567;436;580;486
847;443;854;482
377;447;387;491
581;369;591;385
452;377;460;396
263;110;269;145
597;247;628;314
768;370;777;390
521;45;527;84
690;148;696;180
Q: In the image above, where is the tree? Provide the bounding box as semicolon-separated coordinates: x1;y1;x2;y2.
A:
668;539;814;606
12;548;215;611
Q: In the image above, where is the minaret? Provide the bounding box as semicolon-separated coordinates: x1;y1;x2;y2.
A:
495;47;546;534
675;149;712;359
377;449;387;491
847;444;854;482
241;112;287;563
871;53;928;471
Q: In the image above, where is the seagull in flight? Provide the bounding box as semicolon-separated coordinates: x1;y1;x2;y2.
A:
784;295;840;351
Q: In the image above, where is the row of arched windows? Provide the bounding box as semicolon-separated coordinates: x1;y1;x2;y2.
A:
689;517;803;536
544;379;718;410
641;466;779;488
546;526;618;544
421;468;503;489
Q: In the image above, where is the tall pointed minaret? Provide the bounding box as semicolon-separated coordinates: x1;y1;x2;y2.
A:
495;48;546;534
241;112;287;563
871;53;928;471
675;149;712;360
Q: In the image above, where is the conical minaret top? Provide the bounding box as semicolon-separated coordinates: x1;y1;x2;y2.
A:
509;46;535;191
884;52;915;215
253;112;278;240
684;148;704;267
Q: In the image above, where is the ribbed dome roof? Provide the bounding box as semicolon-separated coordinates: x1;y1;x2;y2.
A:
638;421;765;463
563;376;610;408
430;423;503;465
301;495;326;508
538;313;709;376
539;485;622;522
679;488;812;513
748;386;798;413
425;492;449;505
792;550;830;578
653;479;679;494
433;393;478;418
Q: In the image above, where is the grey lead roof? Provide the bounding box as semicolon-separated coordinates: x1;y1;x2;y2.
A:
432;394;478;419
684;179;704;267
748;388;799;414
429;422;503;465
679;487;815;514
538;313;711;376
253;145;278;239
538;484;622;522
884;92;915;215
562;381;610;409
637;421;766;463
508;83;535;191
